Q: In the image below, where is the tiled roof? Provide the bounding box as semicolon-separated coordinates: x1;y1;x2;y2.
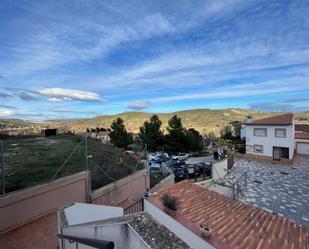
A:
295;132;309;140
296;124;309;133
150;181;309;249
246;113;294;125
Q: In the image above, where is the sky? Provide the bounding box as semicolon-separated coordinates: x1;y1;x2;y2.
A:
0;0;309;120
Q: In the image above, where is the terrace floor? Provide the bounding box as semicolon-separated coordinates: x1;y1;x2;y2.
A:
230;156;309;227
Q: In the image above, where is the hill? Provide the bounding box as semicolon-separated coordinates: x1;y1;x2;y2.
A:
61;108;309;135
1;109;309;135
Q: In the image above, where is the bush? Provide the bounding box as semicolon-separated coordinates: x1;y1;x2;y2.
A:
161;193;179;211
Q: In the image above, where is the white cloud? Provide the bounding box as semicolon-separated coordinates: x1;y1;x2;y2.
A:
128;100;151;110
150;76;309;103
39;88;101;102
52;109;97;115
48;98;63;103
0;108;16;117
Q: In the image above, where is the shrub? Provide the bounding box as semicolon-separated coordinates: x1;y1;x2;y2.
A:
161;193;179;211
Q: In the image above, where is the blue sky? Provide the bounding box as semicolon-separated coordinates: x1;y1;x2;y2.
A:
0;0;309;120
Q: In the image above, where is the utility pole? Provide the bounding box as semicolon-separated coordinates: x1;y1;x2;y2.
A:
0;140;5;196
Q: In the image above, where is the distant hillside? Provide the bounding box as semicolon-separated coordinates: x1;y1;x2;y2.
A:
1;109;309;135
58;109;309;135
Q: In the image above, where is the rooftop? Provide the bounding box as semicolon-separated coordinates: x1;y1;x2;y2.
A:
295;124;309;133
149;181;309;249
295;132;309;140
245;113;294;125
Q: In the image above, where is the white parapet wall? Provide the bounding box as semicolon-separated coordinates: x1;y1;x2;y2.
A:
144;199;215;249
212;158;228;180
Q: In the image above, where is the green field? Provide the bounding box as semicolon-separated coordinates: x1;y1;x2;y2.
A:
1;135;143;193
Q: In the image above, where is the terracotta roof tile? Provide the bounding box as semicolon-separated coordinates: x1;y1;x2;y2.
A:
246;113;294;125
296;124;309;133
295;132;309;139
149;181;309;249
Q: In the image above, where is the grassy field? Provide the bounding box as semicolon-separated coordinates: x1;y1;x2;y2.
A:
1;135;143;193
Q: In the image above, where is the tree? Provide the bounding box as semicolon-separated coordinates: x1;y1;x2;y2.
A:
186;128;203;151
139;115;164;151
220;125;233;140
204;131;216;146
165;115;187;152
110;118;133;148
231;121;242;139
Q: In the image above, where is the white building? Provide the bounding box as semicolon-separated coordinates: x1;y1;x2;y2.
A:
241;113;295;160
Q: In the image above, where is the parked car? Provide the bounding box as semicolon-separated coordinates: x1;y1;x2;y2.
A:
167;158;186;168
186;164;200;178
124;150;141;160
149;155;170;164
172;153;189;161
174;168;186;182
197;161;212;175
149;162;161;172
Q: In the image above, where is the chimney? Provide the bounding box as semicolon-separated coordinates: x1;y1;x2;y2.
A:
246;115;252;124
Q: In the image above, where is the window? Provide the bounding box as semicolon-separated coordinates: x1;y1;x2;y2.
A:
254;145;263;153
275;129;286;138
254;128;267;137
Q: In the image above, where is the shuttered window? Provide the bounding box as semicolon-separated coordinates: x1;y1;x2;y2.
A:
275;129;286;138
254;128;267;137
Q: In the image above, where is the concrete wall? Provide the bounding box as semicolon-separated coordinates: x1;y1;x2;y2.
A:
62;223;150;249
245;125;294;159
58;203;124;249
91;168;150;205
235;152;293;164
0;171;89;234
144;200;215;249
212;159;227;180
150;174;174;192
0;212;58;249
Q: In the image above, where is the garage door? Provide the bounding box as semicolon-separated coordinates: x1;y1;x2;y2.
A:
296;143;309;155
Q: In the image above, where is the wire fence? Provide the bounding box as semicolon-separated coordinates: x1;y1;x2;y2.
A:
232;172;248;200
0;135;146;196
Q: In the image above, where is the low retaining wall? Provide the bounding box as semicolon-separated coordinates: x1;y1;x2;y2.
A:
235;152;293;165
150;174;174;192
212;153;234;180
0;171;89;234
90;168;150;205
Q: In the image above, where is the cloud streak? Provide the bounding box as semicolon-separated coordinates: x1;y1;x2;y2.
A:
128;100;151;111
249;102;309;112
38;88;101;102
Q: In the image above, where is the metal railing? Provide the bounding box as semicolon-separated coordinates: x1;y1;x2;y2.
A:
232;172;248;200
58;233;114;249
124;198;144;215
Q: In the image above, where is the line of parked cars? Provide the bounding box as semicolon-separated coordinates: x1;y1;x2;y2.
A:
148;152;212;182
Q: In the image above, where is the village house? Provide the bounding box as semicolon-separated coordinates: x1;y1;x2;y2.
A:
241;113;309;160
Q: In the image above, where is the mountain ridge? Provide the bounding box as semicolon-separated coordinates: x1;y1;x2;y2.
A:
1;108;309;135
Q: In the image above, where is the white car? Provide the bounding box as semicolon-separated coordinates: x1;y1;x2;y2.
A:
172;153;189;161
